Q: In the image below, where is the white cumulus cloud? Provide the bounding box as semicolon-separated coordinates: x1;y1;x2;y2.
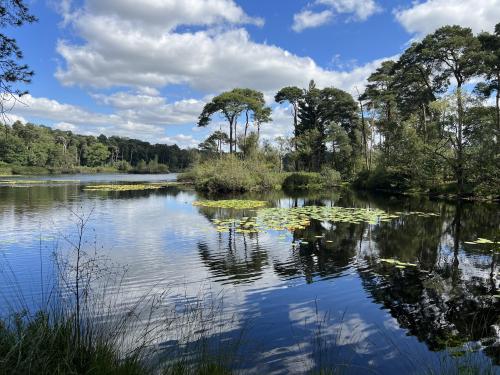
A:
292;0;381;32
317;0;381;21
56;0;389;95
292;10;333;32
394;0;500;37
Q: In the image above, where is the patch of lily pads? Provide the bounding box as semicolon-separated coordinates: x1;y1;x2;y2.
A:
393;211;440;218
257;206;400;229
0;179;79;185
1;180;47;184
84;182;176;191
193;199;267;209
380;258;418;269
207;205;410;234
196;200;442;237
464;238;499;245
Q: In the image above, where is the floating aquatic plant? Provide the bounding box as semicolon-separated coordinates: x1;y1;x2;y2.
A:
394;211;440;217
0;180;50;184
204;205;441;237
380;258;417;268
193;199;267;209
210;206;398;234
84;182;176;191
256;206;400;230
0;179;80;187
464;237;498;245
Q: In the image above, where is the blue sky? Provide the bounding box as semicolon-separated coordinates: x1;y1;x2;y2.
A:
8;0;500;148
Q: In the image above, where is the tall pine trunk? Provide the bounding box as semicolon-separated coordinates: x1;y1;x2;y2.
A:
496;73;500;132
456;86;465;196
229;119;234;153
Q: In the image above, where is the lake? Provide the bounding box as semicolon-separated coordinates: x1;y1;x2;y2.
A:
0;174;498;374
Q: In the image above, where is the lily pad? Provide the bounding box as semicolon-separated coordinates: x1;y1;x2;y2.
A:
84;182;176;191
463;237;499;245
193;199;267;209
380;258;417;267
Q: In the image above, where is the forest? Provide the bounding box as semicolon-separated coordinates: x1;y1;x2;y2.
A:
0;121;197;174
194;24;499;199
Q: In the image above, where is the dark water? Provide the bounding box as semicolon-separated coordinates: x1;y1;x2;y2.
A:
0;174;499;374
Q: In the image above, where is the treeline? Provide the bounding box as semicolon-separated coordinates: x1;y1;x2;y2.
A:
0;121;197;173
197;24;499;198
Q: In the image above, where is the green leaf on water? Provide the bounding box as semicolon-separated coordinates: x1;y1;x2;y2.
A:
193;199;267;209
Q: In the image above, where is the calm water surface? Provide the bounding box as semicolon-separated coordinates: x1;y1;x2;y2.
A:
0;174;499;374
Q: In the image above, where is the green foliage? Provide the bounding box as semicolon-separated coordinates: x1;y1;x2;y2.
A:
83;142;110;167
237;131;259;158
181;154;283;193
0;0;37;99
354;168;405;192
114;160;131;172
319;167;341;187
283;172;327;191
353;23;499;199
129;156;169;174
198;88;272;154
0;122;195;173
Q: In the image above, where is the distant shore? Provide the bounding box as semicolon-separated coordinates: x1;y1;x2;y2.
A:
0;163;181;176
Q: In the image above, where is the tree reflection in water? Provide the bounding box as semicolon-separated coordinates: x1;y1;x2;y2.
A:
194;192;500;364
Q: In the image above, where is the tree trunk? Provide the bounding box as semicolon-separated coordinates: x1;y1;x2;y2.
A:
234;118;237;153
422;104;428;143
456;86;465;196
359;98;368;169
293;103;299;171
244;110;249;149
229;118;234;154
496;72;500;132
331;141;337;170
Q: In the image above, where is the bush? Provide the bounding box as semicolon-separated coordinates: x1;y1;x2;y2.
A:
282;168;341;191
115;160;131;172
282;172;324;191
180;154;283;193
129;159;169;174
11;165;50;175
353;167;414;192
320;167;341;188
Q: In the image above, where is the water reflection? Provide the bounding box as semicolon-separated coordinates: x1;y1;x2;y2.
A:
0;176;498;373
